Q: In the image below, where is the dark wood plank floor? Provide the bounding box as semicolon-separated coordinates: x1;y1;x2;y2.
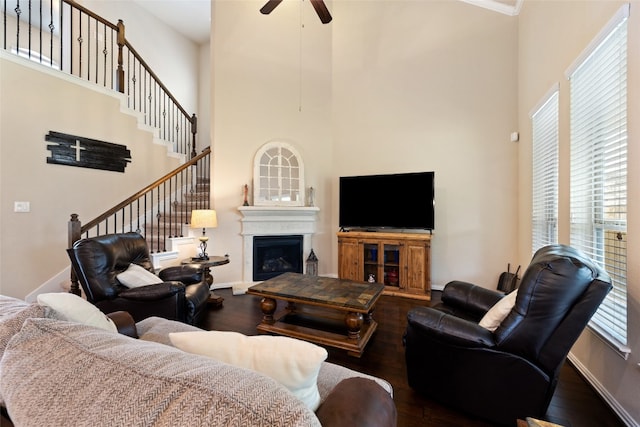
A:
201;288;624;427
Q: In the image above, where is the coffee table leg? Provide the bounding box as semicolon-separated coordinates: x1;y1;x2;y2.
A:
345;312;363;340
260;297;277;324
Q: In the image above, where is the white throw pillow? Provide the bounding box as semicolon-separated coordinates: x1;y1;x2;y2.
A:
478;289;518;332
116;263;162;288
37;293;117;332
169;330;328;411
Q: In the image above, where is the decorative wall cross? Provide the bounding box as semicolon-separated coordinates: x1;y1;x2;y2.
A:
72;140;86;162
45;131;131;173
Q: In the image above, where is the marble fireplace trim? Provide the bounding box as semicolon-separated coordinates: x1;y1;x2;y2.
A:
238;206;320;283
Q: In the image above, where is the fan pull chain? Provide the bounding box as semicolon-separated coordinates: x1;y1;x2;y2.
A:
299;0;304;112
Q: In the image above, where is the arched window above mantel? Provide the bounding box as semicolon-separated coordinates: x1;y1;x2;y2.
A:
253;142;305;206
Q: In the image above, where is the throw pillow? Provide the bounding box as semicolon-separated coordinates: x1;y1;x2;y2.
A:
37;293;117;332
169;330;328;410
116;263;163;288
478;289;518;332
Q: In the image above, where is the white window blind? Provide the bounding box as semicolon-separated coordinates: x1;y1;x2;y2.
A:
531;88;559;254
568;6;628;348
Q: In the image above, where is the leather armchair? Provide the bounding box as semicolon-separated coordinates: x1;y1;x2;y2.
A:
403;244;612;425
67;232;210;325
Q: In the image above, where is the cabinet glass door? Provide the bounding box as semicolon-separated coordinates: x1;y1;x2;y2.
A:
382;244;400;287
363;243;379;283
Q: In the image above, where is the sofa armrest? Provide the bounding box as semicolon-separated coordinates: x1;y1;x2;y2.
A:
316;378;396;427
106;311;138;338
118;282;185;301
441;280;504;317
158;265;202;285
406;306;496;348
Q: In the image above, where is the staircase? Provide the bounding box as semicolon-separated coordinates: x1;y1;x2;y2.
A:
152;176;211;252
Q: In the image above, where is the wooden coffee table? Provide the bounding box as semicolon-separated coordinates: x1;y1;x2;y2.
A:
247;272;385;357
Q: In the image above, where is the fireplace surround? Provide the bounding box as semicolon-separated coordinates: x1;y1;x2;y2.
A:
238;206;319;283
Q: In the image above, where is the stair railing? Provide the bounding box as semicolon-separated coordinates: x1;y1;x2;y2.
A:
67;146;211;295
2;0;197;158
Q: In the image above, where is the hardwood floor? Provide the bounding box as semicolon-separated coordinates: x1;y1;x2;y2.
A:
201;288;624;427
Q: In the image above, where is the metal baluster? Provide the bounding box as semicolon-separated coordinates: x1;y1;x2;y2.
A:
27;0;31;58
14;0;20;53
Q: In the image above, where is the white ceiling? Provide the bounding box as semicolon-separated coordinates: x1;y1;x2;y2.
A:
134;0;523;46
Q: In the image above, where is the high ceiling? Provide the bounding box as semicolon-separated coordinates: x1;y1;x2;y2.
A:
134;0;523;46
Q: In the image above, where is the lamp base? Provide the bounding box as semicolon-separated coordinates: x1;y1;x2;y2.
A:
196;238;209;260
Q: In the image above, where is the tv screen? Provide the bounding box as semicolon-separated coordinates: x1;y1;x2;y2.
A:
339;171;435;230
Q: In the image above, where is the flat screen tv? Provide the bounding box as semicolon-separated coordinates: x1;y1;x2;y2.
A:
339;171;435;231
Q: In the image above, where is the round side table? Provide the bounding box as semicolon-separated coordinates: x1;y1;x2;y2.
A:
182;255;230;307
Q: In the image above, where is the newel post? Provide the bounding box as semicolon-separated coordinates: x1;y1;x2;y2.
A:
68;214;82;295
191;113;198;158
116;20;126;94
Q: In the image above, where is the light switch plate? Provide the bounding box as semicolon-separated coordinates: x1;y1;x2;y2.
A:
14;201;30;213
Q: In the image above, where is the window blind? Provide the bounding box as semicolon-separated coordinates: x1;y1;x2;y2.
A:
568;6;628;348
531;89;559;254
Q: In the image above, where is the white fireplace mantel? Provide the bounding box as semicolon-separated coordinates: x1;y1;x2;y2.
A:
238;206;319;283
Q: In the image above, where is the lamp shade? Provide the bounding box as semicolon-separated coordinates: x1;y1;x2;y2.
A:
190;209;218;229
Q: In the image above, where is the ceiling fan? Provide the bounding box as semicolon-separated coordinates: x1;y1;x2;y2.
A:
260;0;333;24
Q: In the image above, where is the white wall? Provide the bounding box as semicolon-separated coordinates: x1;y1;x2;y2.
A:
210;0;333;284
517;1;640;424
82;0;201;126
0;53;183;298
209;0;518;289
331;1;519;288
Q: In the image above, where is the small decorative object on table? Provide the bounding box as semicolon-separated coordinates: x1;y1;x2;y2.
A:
308;186;315;207
243;184;250;206
306;249;318;276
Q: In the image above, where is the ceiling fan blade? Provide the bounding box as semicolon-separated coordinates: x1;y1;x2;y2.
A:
260;0;284;15
309;0;332;24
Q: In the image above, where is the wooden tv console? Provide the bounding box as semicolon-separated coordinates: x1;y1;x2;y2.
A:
337;231;431;301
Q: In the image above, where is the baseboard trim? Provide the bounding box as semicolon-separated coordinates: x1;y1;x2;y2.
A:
24;266;72;303
567;352;637;426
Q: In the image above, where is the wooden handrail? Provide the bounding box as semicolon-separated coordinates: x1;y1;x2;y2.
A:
64;0;118;30
77;146;210;234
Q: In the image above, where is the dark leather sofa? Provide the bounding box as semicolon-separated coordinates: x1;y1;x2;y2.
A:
404;244;612;425
67;232;210;324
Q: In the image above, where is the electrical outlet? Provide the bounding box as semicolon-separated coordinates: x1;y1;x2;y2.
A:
14;201;30;213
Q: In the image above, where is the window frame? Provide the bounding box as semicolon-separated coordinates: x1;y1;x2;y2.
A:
252;141;305;207
530;85;559;254
566;4;630;358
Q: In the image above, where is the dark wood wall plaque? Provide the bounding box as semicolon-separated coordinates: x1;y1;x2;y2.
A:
46;131;131;173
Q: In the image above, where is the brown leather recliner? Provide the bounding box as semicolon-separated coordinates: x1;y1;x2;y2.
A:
67;232;210;325
403;244;612;425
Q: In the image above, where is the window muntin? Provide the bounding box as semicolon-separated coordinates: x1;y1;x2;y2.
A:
253;142;305;206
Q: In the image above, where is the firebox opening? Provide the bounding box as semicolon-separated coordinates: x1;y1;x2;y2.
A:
253;235;303;281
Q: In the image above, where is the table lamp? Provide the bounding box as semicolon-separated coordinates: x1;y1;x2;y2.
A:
190;209;217;260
